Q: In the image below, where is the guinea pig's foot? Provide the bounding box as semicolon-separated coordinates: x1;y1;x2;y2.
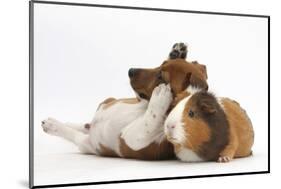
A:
217;156;231;163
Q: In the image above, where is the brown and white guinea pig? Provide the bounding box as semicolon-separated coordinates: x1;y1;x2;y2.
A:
164;87;254;162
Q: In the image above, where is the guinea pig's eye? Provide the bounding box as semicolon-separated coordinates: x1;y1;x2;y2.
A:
188;110;194;118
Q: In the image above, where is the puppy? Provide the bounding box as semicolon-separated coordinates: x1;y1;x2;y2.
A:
164;87;254;162
41;46;208;160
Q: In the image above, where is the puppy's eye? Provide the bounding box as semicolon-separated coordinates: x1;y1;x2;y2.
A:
139;93;148;99
157;71;163;80
188;110;194;118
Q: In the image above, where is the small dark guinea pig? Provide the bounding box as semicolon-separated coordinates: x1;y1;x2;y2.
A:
164;87;254;162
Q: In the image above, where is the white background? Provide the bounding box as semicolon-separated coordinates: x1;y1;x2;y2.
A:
32;2;268;186
33;1;268;155
0;0;278;189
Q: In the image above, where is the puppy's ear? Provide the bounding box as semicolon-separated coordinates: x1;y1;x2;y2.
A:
161;61;168;66
185;72;208;90
192;61;208;80
161;70;170;83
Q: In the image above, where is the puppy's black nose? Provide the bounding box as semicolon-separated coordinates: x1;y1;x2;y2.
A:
128;68;138;78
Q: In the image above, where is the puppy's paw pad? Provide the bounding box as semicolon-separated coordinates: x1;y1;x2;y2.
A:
217;156;231;163
169;43;188;59
41;118;61;135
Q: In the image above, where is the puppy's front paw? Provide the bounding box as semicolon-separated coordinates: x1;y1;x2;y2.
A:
149;84;173;114
217;156;232;163
41;118;63;136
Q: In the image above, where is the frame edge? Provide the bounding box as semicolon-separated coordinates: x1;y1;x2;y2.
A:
29;0;34;188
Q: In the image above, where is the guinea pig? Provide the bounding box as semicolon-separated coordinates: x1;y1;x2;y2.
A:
164;87;254;162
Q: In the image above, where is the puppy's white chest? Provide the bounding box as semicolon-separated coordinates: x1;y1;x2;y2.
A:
89;101;147;155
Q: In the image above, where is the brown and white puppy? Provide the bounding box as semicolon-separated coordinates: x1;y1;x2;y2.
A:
164;87;254;162
41;46;208;160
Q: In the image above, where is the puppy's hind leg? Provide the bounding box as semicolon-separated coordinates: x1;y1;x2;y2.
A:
64;122;91;134
42;118;94;154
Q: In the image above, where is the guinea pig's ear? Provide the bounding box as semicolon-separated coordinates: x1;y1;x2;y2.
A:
199;101;217;114
186;72;208;90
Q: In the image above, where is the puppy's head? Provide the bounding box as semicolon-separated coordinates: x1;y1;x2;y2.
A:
128;59;208;100
161;59;208;95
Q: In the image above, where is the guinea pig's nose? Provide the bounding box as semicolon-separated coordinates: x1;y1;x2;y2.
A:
166;124;176;130
165;124;176;137
128;68;138;78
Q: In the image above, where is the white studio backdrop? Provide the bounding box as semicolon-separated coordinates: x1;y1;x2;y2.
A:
2;0;280;189
32;2;268;186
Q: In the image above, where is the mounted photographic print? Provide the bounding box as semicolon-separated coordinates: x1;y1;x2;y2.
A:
29;1;270;188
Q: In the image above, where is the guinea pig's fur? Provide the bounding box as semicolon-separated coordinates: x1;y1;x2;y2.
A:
164;87;254;162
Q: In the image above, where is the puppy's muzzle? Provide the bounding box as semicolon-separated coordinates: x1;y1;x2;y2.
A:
128;68;140;78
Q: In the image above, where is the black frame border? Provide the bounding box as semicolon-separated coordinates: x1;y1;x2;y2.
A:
29;1;270;188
